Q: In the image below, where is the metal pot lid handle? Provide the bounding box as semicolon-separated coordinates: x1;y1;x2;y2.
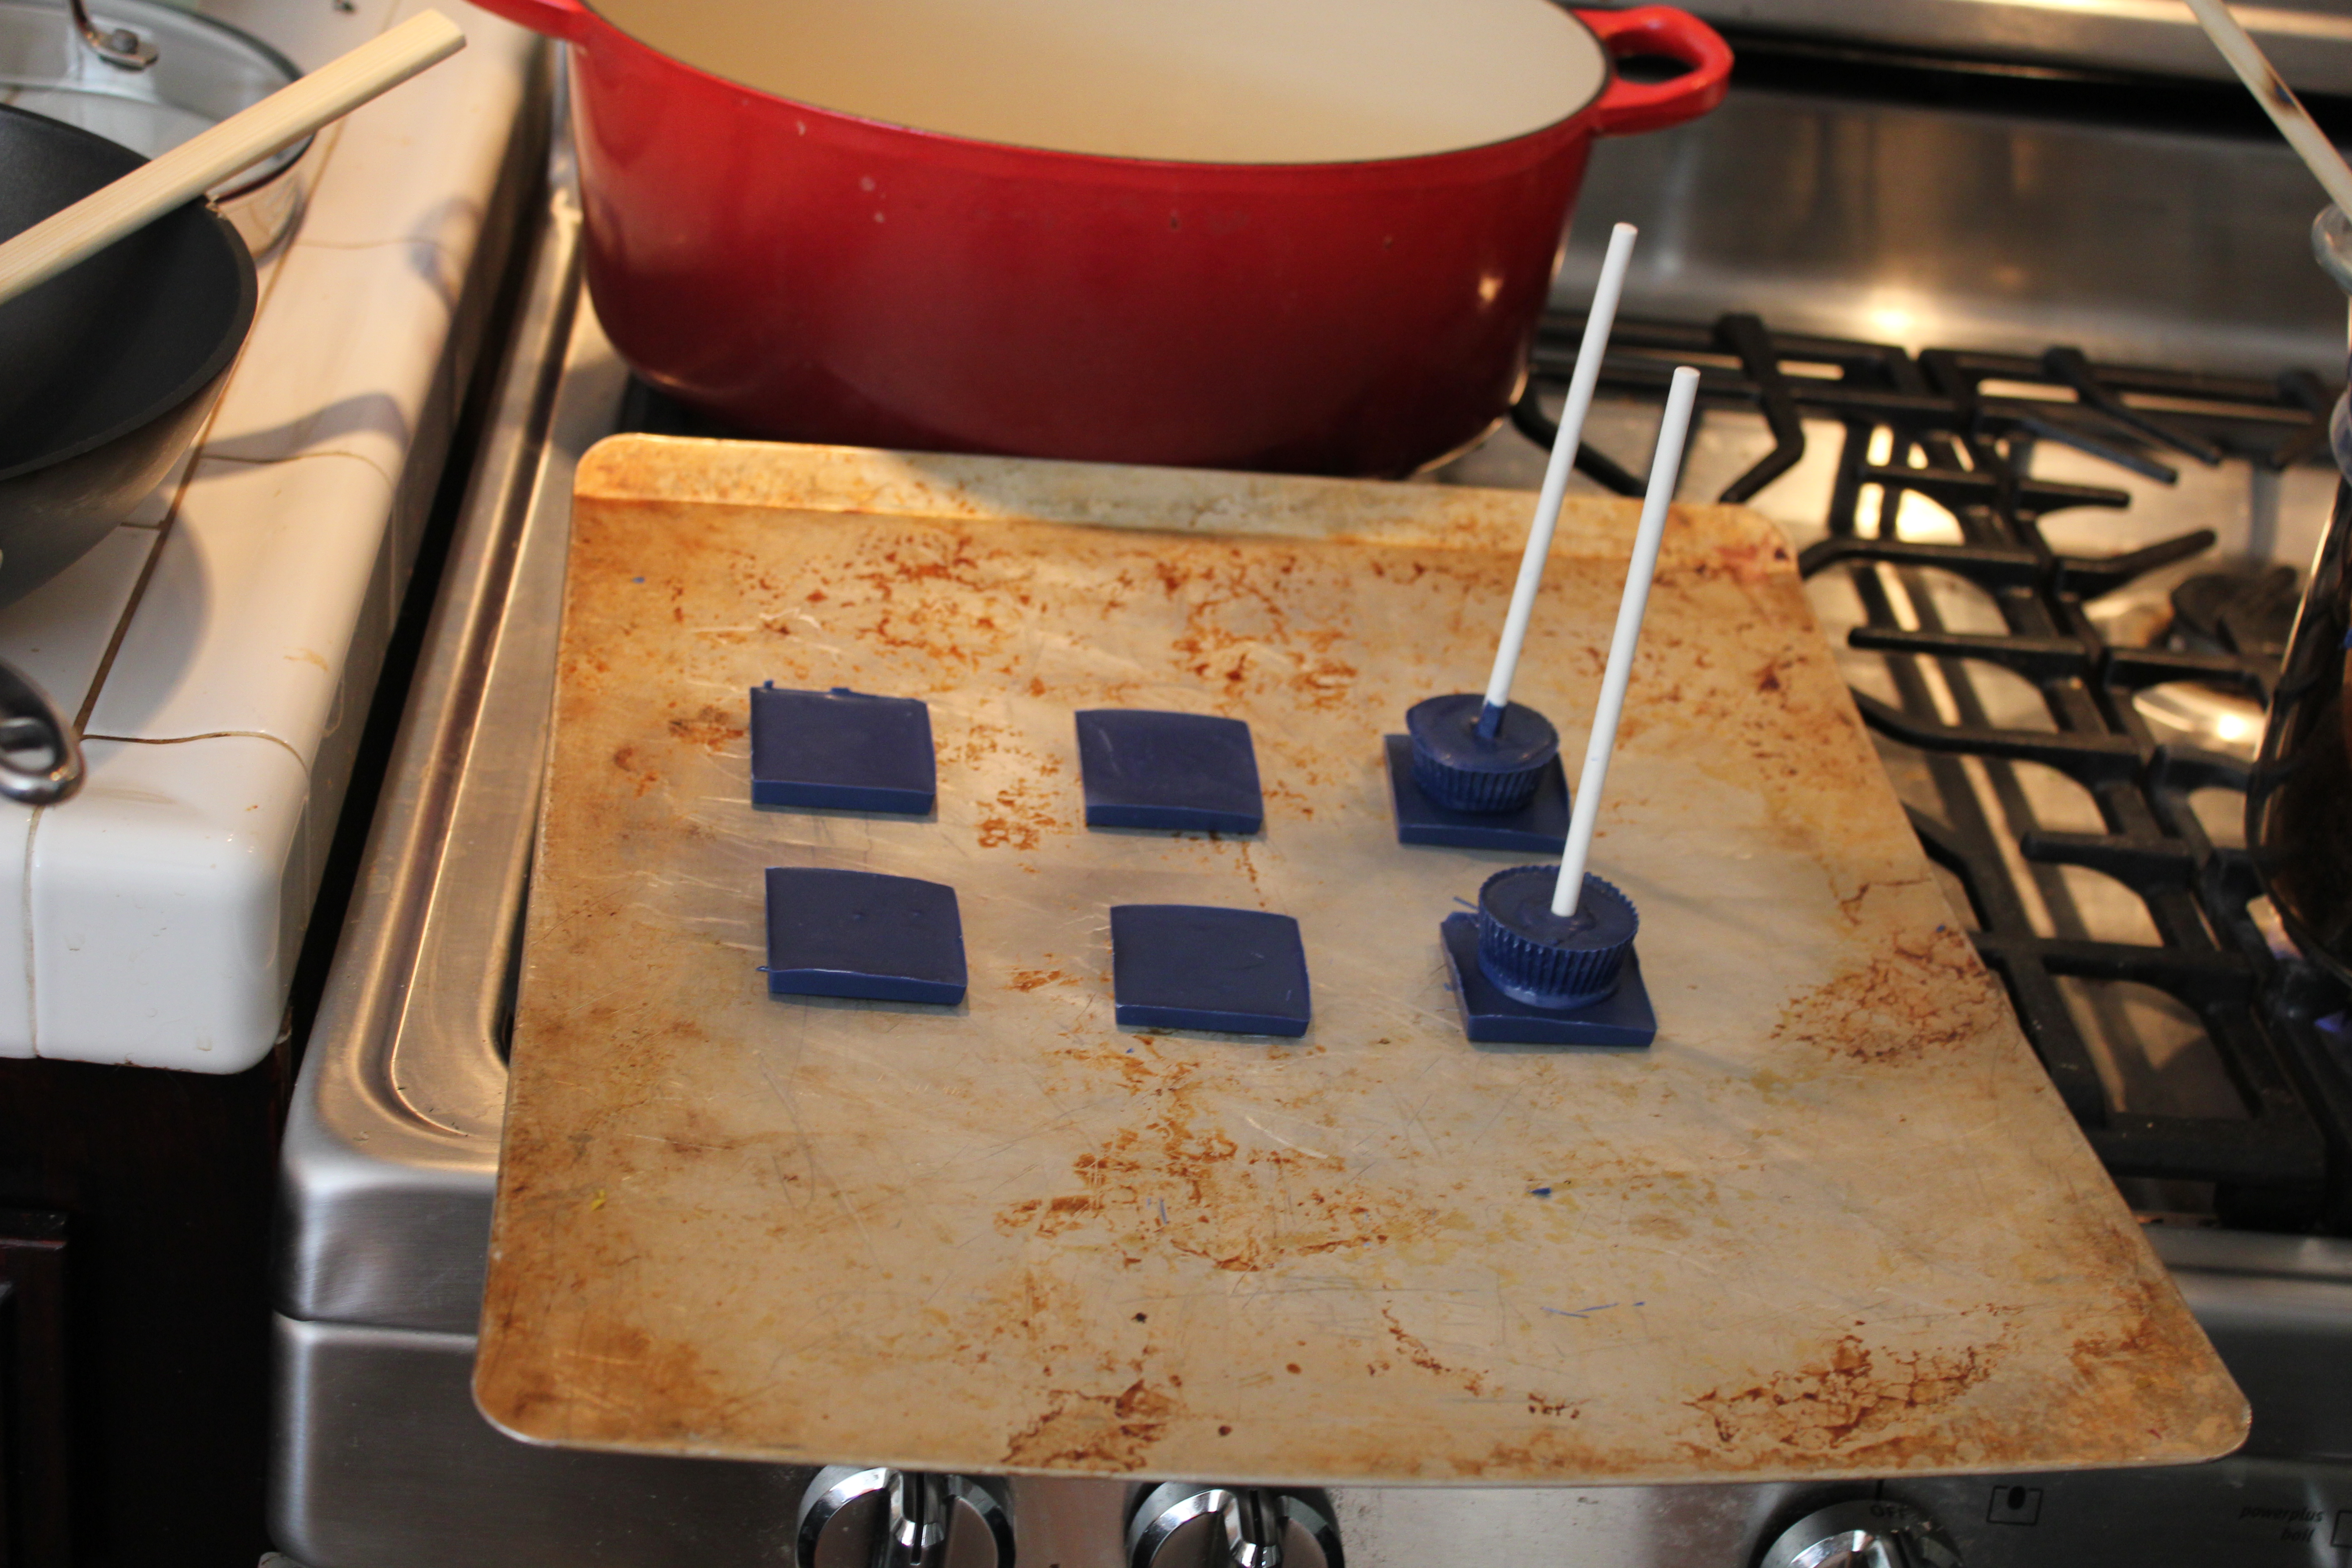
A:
0;662;84;807
67;0;157;70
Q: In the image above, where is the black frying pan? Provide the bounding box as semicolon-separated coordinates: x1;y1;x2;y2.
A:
0;103;258;804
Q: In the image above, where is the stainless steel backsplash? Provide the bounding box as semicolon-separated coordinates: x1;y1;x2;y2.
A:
1557;87;2346;376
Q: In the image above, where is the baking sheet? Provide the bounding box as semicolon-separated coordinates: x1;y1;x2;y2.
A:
476;435;2246;1484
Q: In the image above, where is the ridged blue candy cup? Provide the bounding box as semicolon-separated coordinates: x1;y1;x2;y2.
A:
1474;864;1638;1009
1405;693;1559;813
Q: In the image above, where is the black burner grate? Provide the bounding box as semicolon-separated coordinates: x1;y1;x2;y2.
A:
1519;315;2352;1232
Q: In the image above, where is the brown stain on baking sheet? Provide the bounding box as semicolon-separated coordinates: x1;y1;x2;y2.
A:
995;1042;1398;1275
1773;924;2005;1066
666;704;745;750
1002;1377;1180;1469
609;743;659;797
1702;538;1794;586
1381;1307;1492;1397
477;1086;756;1447
976;778;1065;850
1686;1333;2003;1459
1099;543;1368;710
482;1306;740;1445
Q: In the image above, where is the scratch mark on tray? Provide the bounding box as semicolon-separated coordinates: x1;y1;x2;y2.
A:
1240;1112;1332;1160
970;1094;1120;1163
1465;1085;1525;1148
754;1048;881;1273
978;1162;1044;1199
769;1151;807;1211
625;1133;730;1152
1387;1058;1446;1157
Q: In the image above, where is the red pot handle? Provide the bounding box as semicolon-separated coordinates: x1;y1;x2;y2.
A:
465;0;590;41
1577;7;1733;137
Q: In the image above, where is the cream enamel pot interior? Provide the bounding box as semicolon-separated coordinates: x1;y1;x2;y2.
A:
468;0;1731;475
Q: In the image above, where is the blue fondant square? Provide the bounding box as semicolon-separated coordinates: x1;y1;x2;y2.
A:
1075;710;1262;834
1110;904;1309;1037
764;867;967;1005
1439;912;1653;1047
1384;735;1569;852
750;685;935;814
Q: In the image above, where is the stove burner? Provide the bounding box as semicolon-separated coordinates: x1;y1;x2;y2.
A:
2171;565;2303;663
1517;314;2352;1232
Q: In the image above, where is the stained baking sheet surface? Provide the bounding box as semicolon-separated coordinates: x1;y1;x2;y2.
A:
477;437;2245;1484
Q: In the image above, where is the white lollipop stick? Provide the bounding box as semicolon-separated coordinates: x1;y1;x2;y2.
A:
2182;0;2352;217
1553;364;1700;918
1476;221;1640;738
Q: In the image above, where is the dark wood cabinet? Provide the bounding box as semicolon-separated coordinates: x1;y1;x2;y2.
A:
0;1206;70;1568
0;1050;286;1568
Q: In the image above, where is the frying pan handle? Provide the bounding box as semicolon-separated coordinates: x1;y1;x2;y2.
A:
464;0;590;42
1578;8;1733;137
0;662;83;807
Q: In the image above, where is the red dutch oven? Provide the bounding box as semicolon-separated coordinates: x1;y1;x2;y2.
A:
468;0;1730;476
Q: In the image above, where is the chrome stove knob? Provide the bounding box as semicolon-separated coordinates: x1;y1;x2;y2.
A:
796;1465;1015;1568
1227;1488;1284;1568
1126;1483;1343;1568
1756;1500;1961;1568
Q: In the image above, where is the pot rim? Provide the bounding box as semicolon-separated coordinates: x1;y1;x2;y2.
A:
569;0;1625;174
0;0;315;203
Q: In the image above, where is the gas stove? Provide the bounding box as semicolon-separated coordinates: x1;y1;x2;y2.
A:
1481;312;2352;1234
274;34;2352;1568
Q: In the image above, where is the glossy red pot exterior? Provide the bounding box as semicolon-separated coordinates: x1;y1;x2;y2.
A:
471;0;1728;475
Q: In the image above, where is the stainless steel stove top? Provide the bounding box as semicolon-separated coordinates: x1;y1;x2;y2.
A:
274;66;2352;1568
1453;320;2351;1226
1548;81;2347;378
1679;0;2352;96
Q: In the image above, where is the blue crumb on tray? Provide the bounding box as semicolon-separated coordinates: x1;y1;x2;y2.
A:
749;684;936;814
1075;709;1263;834
1110;904;1309;1037
763;867;967;1005
1383;735;1570;852
1439;912;1654;1047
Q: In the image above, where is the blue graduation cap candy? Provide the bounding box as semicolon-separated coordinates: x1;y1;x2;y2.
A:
1475;864;1638;1009
750;685;935;814
1443;864;1651;1046
1440;911;1655;1048
1436;361;1700;1052
1109;904;1309;1037
1404;693;1561;813
1383;733;1568;853
1075;710;1263;835
1391;228;1641;842
763;867;966;1005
